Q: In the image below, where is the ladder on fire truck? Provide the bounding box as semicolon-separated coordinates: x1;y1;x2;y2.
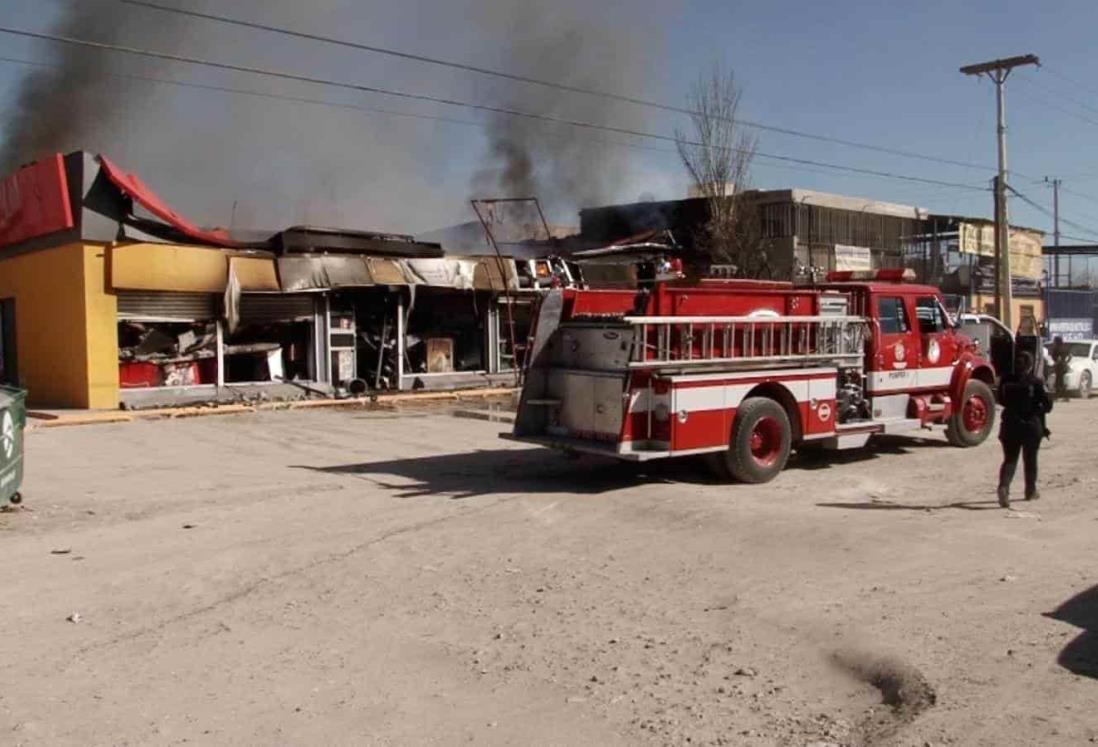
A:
624;314;868;371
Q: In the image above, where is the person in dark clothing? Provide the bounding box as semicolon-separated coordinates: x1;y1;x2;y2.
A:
997;350;1052;508
1050;336;1072;401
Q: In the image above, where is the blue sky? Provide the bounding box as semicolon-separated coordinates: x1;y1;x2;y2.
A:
1;0;1097;238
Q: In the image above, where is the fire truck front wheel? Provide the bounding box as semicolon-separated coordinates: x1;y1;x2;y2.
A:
712;397;792;484
945;379;996;447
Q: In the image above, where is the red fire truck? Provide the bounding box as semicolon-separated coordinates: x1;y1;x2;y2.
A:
507;270;998;483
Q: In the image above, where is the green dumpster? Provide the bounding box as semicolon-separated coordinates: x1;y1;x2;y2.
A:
0;386;26;506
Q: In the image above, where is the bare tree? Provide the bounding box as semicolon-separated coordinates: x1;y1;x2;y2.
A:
675;65;762;272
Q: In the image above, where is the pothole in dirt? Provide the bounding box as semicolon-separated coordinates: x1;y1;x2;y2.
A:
831;647;936;745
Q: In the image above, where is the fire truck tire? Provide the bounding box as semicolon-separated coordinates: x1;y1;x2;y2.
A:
946;379;996;447
713;397;792;484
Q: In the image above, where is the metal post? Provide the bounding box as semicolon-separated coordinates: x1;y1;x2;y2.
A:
995;77;1013;328
470;199;522;385
1053;178;1061;287
215;319;225;388
396;293;404;391
993;177;1003;320
961;54;1039;329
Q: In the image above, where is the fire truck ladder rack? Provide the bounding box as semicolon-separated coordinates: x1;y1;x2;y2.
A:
624;315;867;371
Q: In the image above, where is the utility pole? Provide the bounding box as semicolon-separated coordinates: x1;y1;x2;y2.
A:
961;54;1039;329
1045;177;1061;287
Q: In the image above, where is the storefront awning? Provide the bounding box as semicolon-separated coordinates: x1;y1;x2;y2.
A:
278;255;517;291
110;242;517;294
277;255;402;291
111;243;279;293
404;257;517;291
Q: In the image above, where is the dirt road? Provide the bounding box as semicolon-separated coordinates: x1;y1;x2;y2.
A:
1;401;1096;745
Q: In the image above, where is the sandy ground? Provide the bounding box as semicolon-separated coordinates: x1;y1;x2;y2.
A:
0;399;1096;746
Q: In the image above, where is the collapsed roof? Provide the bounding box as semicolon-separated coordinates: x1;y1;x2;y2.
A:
0;151;443;259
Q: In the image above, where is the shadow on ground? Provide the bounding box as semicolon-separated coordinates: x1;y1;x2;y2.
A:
815;500;1001;512
1046;584;1098;680
294;434;961;499
294;448;719;499
790;434;954;473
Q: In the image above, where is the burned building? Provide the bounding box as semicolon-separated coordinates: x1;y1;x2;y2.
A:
579;189;930;279
0;152;523;409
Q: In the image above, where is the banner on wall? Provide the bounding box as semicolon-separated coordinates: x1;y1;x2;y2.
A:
834;244;872;271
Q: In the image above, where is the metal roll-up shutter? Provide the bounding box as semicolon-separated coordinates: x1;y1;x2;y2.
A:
117;292;218;321
238;294;317;325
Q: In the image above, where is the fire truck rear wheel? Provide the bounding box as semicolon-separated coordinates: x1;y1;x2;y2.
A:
713;397;792;484
945;379;996;447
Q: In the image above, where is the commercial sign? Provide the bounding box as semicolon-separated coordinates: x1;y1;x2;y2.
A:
834;244;872;271
957;222;1044;279
972;270;1042;297
1047;318;1093;341
0;153;75;248
958;222;995;257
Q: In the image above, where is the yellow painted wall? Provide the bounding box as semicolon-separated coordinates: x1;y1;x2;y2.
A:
230;255;280;291
973;294;1045;333
82;244;119;409
111;242;228;292
0;242;118;408
111;243;279;292
0;241;283;409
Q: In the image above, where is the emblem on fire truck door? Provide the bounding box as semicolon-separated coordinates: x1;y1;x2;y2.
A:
817;403;832;421
893;341;906;364
927;338;941;364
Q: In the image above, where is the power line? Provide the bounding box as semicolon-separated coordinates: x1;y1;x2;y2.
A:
1023;70;1098;116
1040;65;1098;104
0;49;987;206
1007;184;1098;239
117;0;1000;174
1014;75;1098;127
0;54;984;194
0;27;992;194
0;54;680;159
1060;185;1098;207
1016;177;1098;209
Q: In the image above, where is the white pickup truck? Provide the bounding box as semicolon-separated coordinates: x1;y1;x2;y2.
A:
1044;339;1098;398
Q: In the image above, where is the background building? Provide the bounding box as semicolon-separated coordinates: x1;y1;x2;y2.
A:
579;189;929;278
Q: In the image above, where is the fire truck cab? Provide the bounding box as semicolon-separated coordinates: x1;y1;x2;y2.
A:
508;270;998;483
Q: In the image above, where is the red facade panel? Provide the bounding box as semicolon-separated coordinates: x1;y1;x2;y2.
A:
0;153;74;248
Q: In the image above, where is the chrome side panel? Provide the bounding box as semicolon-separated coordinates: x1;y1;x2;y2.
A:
547;369;626;438
552;324;633;371
870;392;909;420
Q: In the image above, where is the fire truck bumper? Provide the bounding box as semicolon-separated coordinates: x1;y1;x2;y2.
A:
501;433;672;461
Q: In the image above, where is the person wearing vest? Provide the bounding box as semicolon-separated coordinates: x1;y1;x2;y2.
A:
997;350;1052;508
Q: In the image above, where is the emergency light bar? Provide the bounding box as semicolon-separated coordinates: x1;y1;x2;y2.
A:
825;268;916;283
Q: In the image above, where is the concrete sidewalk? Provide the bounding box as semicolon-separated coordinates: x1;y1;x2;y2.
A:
27;387;518;430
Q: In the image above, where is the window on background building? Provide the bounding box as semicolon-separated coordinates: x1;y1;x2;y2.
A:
1018;305;1037;335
